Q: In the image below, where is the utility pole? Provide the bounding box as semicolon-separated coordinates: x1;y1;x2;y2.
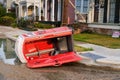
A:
62;0;69;26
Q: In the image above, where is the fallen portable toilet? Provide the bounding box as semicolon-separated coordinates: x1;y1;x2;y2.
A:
15;26;81;68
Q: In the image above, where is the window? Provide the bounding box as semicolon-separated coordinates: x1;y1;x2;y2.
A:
109;0;115;23
75;0;89;14
76;0;81;12
83;0;88;13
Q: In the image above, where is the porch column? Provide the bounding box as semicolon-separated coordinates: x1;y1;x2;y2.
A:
51;0;55;21
57;0;61;21
16;6;18;18
107;0;110;23
98;0;104;23
26;6;28;19
18;4;22;19
34;1;36;21
25;5;28;20
39;0;42;21
21;6;23;17
88;0;95;23
45;0;48;21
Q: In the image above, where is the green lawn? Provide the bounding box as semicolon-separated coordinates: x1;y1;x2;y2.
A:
74;45;93;52
73;33;120;49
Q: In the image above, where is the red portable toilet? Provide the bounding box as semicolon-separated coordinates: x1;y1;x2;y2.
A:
15;26;81;68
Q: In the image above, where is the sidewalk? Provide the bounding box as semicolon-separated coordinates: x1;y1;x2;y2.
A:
0;26;28;41
75;41;120;69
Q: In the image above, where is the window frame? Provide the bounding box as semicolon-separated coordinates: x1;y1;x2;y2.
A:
75;0;89;14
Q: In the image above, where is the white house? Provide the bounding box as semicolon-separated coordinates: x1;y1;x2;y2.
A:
88;0;120;24
13;0;62;22
85;0;120;35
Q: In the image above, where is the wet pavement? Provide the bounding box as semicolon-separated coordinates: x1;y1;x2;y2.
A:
0;73;4;80
0;62;120;80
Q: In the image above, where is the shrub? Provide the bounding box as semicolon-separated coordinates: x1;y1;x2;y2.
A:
18;18;28;28
17;18;38;31
11;22;18;28
81;29;93;33
6;13;16;18
1;16;15;26
0;17;2;24
34;22;54;29
0;4;6;17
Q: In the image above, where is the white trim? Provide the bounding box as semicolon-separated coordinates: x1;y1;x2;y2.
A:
44;0;48;21
107;0;110;23
92;0;95;23
18;4;22;19
51;0;55;21
57;0;61;21
88;24;120;30
88;0;95;23
25;5;28;19
98;8;104;23
15;36;27;63
81;0;83;13
33;0;36;21
39;0;41;21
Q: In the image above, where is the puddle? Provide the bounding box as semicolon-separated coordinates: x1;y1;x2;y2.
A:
81;53;106;60
0;38;20;65
0;73;5;80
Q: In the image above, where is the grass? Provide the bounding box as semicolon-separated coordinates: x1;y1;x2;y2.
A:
73;33;120;49
74;45;93;52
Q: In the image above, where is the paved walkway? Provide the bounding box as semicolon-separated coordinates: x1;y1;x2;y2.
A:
0;26;28;41
0;26;120;69
75;41;120;69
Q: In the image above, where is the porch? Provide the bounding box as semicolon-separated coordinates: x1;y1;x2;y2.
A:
14;0;62;22
88;23;120;35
